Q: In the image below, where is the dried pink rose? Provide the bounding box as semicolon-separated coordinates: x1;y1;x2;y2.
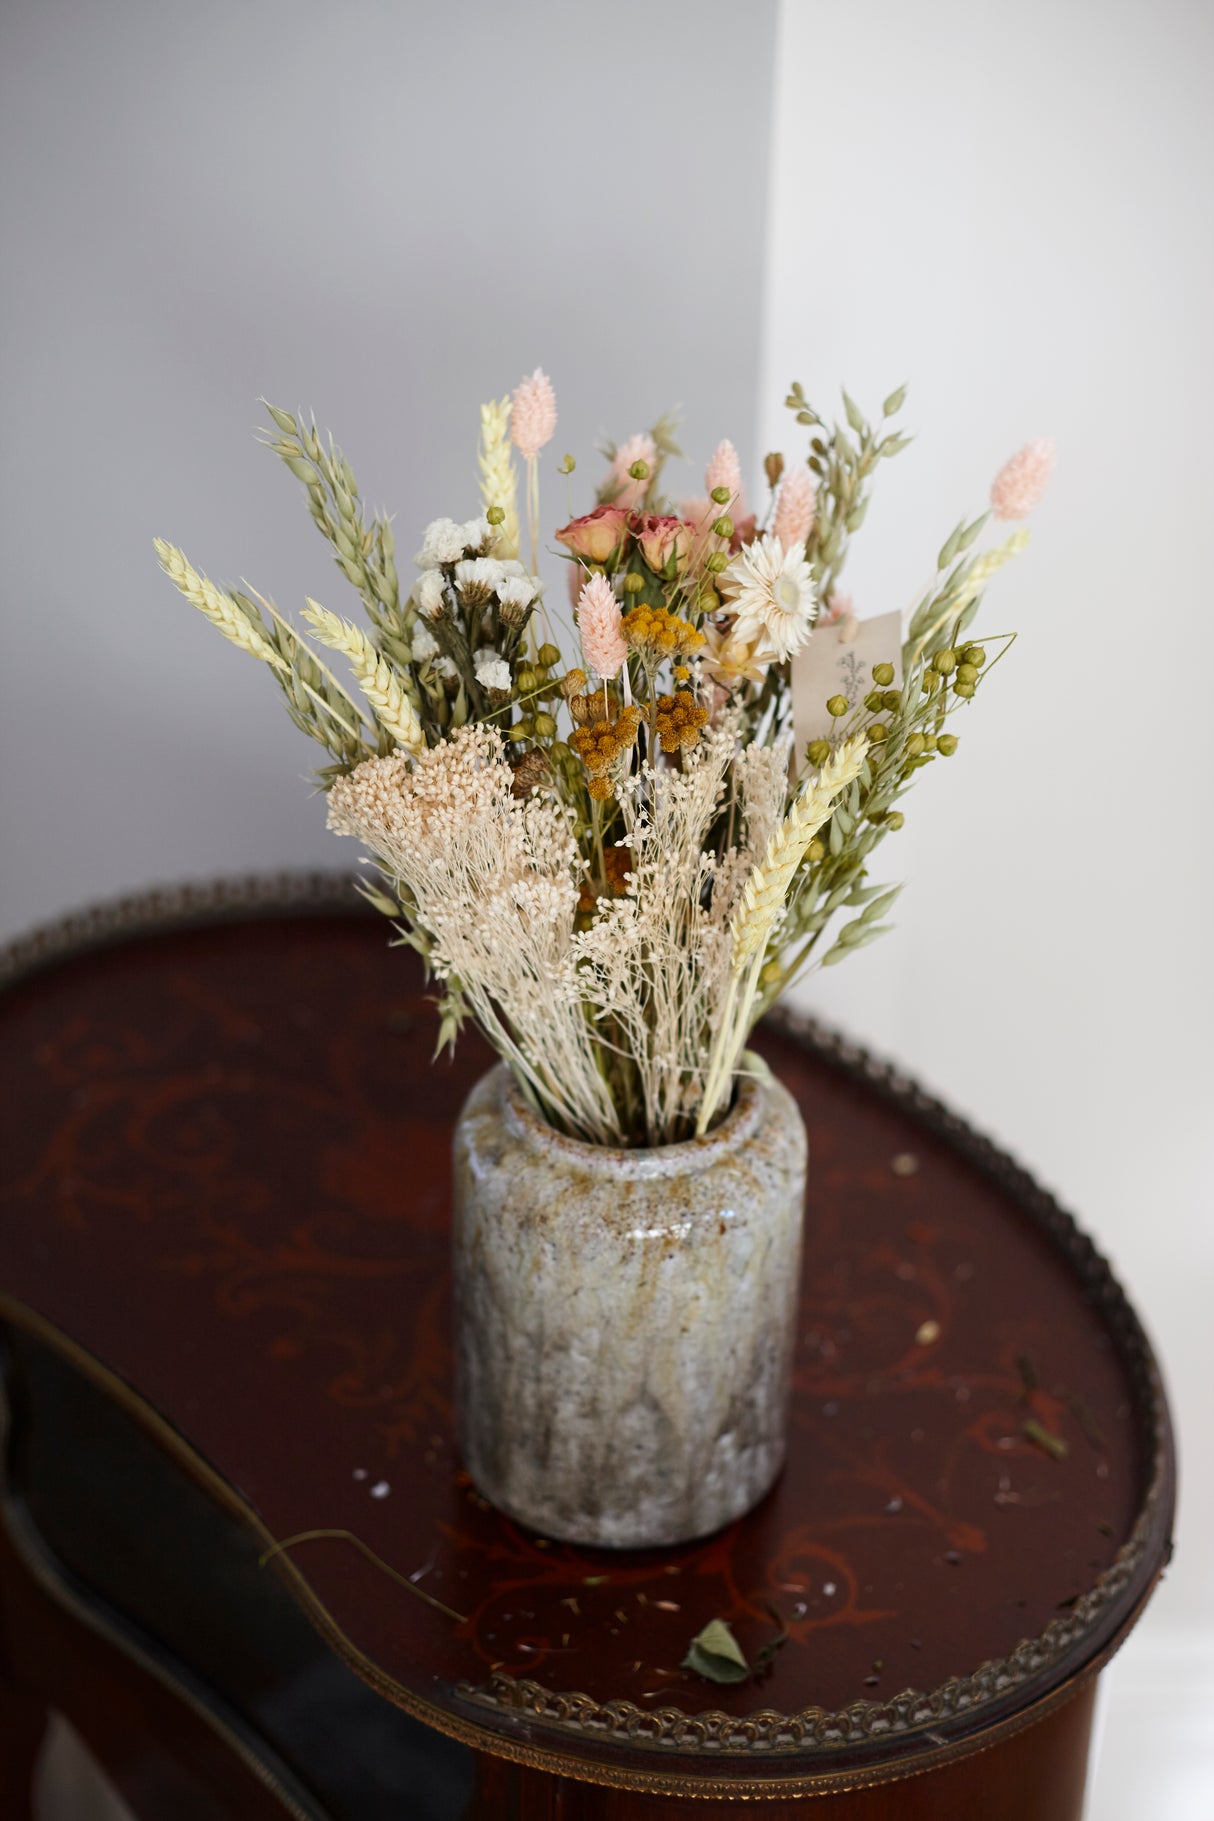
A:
555;504;631;567
773;466;816;552
632;512;694;579
510;368;557;460
577;573;627;680
990;438;1055;520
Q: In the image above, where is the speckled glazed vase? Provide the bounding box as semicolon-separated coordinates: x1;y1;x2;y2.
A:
451;1055;807;1548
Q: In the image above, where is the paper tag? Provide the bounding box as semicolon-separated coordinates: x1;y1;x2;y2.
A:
792;609;902;757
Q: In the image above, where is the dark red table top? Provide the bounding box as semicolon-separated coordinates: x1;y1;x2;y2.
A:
0;878;1173;1798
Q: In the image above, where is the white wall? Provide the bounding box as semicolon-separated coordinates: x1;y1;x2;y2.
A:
760;1;1213;1809
0;0;776;934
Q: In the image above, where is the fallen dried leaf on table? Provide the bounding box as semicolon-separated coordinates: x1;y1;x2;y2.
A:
682;1618;750;1685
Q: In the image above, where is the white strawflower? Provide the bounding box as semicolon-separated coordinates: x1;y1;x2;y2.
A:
474;647;512;692
414;570;447;620
720;534;817;663
415;517;470;569
411;621;439;662
461;515;493;552
435;655;459;682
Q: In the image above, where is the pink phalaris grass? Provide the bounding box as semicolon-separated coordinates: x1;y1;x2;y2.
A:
990;438;1055;520
773;465;816;552
510;368;557;460
577;572;627;679
704;438;743;502
608;432;657;509
821;589;855;627
679;494;715;537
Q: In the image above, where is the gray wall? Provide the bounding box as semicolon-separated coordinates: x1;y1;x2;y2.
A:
0;0;777;934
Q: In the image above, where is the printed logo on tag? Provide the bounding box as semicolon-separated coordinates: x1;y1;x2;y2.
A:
792;609;902;758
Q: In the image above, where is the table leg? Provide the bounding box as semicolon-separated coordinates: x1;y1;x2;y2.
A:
0;1678;49;1821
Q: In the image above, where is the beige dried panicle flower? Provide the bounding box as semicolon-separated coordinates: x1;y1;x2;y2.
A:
326;726;622;1143
573;720;739;1144
733;737;793;875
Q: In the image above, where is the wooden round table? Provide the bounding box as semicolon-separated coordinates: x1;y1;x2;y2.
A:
0;879;1174;1819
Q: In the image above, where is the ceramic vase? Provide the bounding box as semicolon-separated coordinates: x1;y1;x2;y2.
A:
451;1055;807;1548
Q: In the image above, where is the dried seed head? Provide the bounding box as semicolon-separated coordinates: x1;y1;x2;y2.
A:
509;749;550;798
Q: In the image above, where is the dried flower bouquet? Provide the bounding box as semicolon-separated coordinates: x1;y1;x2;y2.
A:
156;375;1053;1147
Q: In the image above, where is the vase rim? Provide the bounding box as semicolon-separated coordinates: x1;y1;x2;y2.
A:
493;1054;776;1178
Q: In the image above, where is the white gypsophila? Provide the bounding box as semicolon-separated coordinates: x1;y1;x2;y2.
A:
721;534;817;663
410;621;439;663
414;570;447;620
571;719;738;1144
415;517;470;569
455;557;508;600
474;648;511;692
735;735;793;870
498;575;539;613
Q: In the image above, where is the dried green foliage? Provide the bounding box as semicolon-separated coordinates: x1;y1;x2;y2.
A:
259;399;407;643
785;381;911;600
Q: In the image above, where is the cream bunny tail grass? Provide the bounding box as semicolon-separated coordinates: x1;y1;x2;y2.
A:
154;540;285;669
301;599;425;755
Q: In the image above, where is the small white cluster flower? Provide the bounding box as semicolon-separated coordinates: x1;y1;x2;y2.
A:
456;557;509;601
410;621;439;663
414;570;447;620
474;647;512;693
414;514;495;570
414;517;469;569
498;574;540;613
